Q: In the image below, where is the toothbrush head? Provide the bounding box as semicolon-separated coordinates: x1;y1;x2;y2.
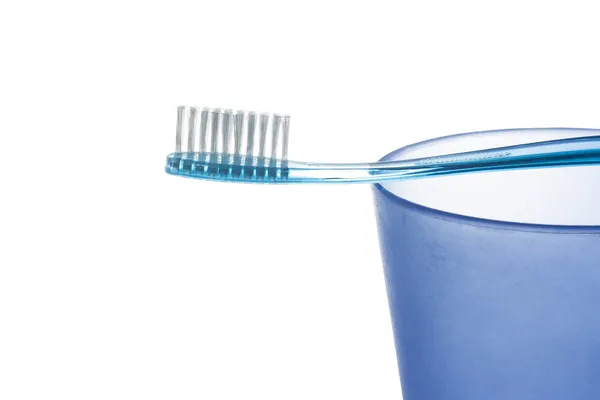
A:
165;106;291;182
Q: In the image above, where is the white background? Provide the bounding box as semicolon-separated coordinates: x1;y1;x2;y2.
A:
1;1;600;399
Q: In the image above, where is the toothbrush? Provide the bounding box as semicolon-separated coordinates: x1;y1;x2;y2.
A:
165;106;600;184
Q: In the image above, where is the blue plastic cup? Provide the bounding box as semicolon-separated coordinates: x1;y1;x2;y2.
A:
373;128;600;400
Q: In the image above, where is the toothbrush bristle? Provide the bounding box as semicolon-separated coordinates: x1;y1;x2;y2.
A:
246;112;257;157
199;108;209;153
171;105;291;181
222;109;233;156
271;114;282;162
210;109;221;154
258;113;269;159
187;107;199;152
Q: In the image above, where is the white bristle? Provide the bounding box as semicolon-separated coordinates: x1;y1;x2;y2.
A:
187;107;199;152
271;114;282;161
199;108;209;153
175;106;186;152
234;111;244;157
246;112;257;158
258;113;269;159
174;106;291;167
210;109;221;154
222;109;233;155
282;115;290;161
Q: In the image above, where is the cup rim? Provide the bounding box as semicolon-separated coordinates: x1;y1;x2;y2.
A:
375;127;600;234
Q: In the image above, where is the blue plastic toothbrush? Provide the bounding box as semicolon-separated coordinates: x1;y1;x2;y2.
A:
165;106;600;184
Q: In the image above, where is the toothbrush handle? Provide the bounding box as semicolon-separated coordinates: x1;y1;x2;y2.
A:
285;135;600;183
